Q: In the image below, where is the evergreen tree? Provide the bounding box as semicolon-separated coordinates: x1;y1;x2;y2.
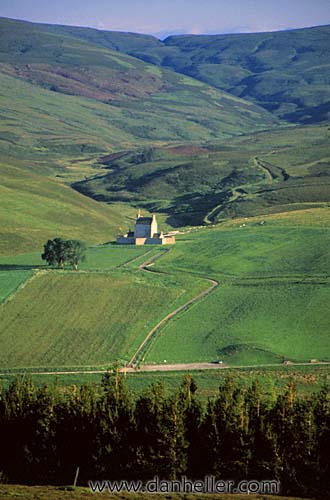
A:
213;378;249;479
314;385;330;498
94;367;135;480
178;375;204;479
245;380;280;480
134;382;169;479
55;382;98;485
0;374;328;498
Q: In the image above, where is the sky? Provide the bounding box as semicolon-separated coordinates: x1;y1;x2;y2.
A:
1;0;330;38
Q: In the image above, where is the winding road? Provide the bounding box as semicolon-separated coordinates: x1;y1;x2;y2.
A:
128;251;219;367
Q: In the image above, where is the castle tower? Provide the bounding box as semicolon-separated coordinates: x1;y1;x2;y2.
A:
117;210;174;245
150;214;158;238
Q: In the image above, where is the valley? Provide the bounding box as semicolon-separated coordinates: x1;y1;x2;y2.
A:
0;16;329;390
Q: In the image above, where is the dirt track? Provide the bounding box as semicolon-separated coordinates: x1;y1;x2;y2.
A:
3;361;329;378
127;252;219;367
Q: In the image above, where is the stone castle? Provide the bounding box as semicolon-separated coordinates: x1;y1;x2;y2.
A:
116;211;175;245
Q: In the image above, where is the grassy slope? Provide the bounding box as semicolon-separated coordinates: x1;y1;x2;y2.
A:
1;211;330;369
0;17;278;159
162;26;330;123
39;21;330;124
0;246;207;369
0;18;281;257
0;270;32;303
0;163;139;255
0;28;280;255
1;19;328;257
143;211;330;365
74;23;329;124
0;19;329;373
73;124;330;226
146;282;330;364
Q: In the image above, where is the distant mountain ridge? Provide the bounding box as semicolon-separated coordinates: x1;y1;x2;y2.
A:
0;17;329;251
1;18;328;124
1;17;329;127
0;15;279;160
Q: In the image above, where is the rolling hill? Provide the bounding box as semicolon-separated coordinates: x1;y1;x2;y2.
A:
0;161;138;255
0;17;329;246
73;124;330;226
0;16;279;161
1;209;330;370
142;212;330;366
0;17;329;373
18;20;329;124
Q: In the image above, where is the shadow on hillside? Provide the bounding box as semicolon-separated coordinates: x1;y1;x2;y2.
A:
0;264;45;271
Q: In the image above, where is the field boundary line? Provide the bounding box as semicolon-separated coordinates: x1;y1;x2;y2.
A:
128;249;219;367
116;248;156;269
0;269;44;306
1;361;330;377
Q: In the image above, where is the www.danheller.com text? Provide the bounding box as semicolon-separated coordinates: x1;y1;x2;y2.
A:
89;476;280;494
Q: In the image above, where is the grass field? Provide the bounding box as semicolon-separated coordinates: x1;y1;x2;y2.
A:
0;20;329;374
0;162;141;255
0;245;155;270
0;270;32;303
155;222;330;278
0;244;207;368
0;365;327;402
1;211;330;371
136;215;330;366
144;281;330;364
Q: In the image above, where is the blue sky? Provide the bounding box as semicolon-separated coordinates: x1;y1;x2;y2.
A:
1;0;329;38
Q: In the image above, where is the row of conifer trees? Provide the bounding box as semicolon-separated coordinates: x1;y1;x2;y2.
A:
0;370;329;498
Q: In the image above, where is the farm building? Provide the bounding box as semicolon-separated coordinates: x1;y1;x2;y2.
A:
117;211;175;245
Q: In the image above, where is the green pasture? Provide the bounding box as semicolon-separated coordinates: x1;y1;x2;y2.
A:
79;245;154;270
141;222;330;365
0;266;207;369
0;270;32;303
0;245;157;271
144;281;330;364
0;162;139;255
1;216;330;371
0;365;328;403
155;224;330;278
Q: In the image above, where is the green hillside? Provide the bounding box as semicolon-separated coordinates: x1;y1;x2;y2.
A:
0;210;329;370
0;161;138;255
73;124;330;226
0;246;207;369
0;18;328;252
36;20;330;124
161;26;330;123
0;17;329;374
0;17;278;163
142;212;330;365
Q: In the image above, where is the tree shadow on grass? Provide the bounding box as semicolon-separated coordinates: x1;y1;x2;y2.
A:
0;264;46;271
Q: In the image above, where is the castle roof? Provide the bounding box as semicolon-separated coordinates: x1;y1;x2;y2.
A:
135;217;153;225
